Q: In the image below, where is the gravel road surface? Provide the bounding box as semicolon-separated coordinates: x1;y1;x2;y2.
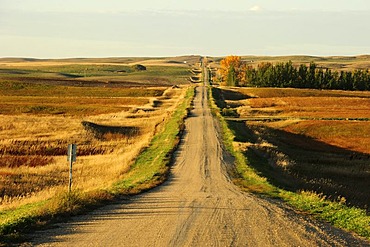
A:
31;85;369;246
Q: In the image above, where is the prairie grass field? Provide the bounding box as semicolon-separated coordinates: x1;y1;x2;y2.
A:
0;56;194;86
215;87;370;211
0;57;195;211
237;88;370;119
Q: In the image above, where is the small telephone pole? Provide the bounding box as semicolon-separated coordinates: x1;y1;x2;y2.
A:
67;144;77;193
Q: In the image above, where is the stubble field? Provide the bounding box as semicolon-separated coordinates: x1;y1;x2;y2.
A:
216;87;370;211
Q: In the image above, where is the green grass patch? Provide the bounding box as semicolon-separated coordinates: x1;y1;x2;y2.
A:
281;191;370;238
114;66;191;85
0;81;164;97
0;86;195;244
209;86;370;240
0;64;190;85
209;87;277;195
0;190;115;243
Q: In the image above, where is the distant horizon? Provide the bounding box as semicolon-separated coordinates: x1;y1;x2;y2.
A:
1;0;369;58
1;54;370;60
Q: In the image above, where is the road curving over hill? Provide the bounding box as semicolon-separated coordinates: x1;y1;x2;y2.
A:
31;84;368;246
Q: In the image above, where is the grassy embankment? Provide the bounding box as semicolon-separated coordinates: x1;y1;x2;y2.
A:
0;82;168;207
209;86;370;240
0;86;194;243
112;86;195;193
0;61;195;243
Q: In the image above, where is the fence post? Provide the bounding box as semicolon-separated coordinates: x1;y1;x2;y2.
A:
67;144;77;193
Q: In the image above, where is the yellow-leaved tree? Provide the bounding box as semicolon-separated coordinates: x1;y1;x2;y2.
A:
219;55;246;86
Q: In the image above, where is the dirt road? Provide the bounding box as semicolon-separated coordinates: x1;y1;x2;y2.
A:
31;85;368;246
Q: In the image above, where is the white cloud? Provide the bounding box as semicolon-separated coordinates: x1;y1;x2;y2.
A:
249;5;262;12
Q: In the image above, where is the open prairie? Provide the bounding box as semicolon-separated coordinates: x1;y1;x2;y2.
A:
0;56;199;90
0;57;195;210
216;87;370;211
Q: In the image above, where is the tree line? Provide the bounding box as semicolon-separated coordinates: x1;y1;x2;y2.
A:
217;56;370;91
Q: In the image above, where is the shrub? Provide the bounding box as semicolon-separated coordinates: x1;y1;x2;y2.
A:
221;108;239;117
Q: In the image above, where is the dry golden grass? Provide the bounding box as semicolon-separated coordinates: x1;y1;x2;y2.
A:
284;120;370;154
0;96;149;116
0;85;188;210
223;87;370;118
243;96;370;119
237;87;370;98
219;87;370;210
232;88;370;152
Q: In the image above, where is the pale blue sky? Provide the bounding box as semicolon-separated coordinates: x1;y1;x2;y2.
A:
1;0;369;58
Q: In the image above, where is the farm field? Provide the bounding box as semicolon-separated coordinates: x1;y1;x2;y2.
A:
216;87;370;211
0;57;196;211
